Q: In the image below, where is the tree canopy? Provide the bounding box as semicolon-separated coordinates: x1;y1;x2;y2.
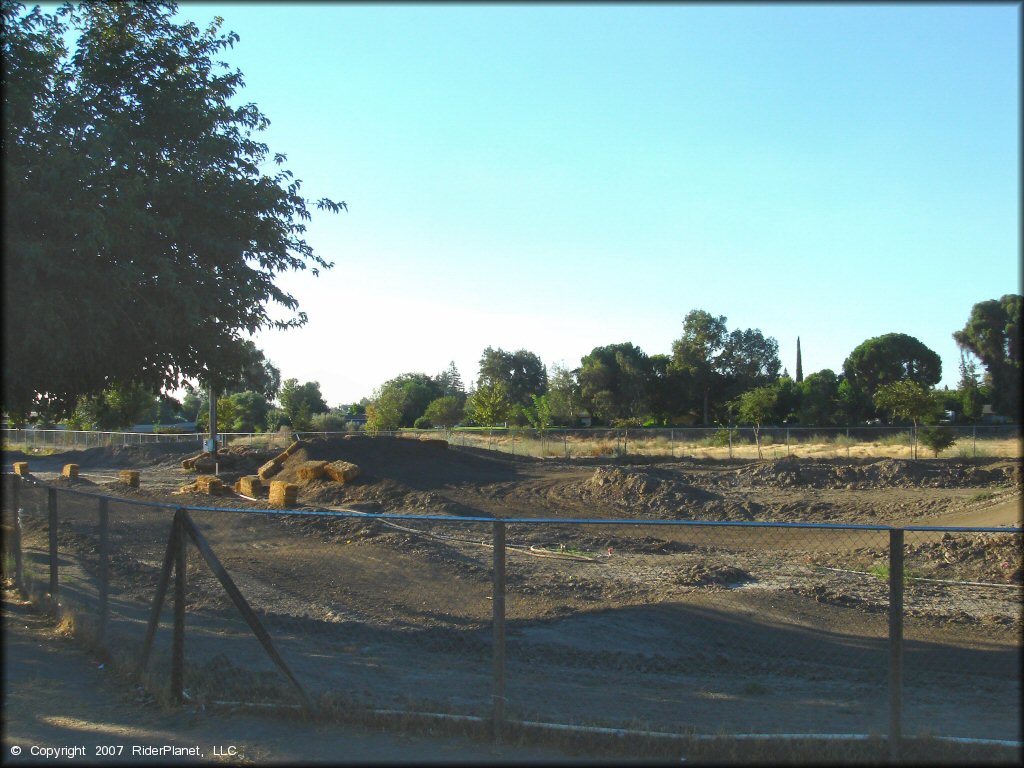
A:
953;295;1021;420
842;333;941;420
1;1;344;420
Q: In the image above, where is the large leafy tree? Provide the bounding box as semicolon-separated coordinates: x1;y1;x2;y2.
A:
2;1;344;419
372;373;444;428
953;295;1021;420
842;333;941;420
670;310;780;425
477;347;547;409
578;342;651;424
278;379;328;431
546;363;581;426
466;380;512;426
797;369;841;426
873;380;941;459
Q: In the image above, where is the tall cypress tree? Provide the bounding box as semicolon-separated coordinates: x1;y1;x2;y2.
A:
795;337;804;383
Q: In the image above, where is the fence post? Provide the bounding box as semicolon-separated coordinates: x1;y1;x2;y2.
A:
13;478;24;595
786;428;790;457
98;497;110;647
563;431;568;458
172;512;187;705
492;520;506;742
670;428;674;458
888;528;905;761
47;487;58;612
973;426;976;458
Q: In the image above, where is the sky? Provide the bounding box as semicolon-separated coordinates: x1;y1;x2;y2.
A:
161;4;1018;405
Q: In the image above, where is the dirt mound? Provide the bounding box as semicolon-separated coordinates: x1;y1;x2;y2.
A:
734;457;1020;490
675;563;753;588
909;532;1022;585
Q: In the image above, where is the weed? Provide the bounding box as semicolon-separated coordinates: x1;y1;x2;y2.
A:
970;491;996;503
878;431;913;447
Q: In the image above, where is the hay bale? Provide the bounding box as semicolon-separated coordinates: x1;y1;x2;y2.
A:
236;475;262;497
62;464;79;479
297;460;328;480
324;460;361;484
283;440;303;457
268;481;299;508
181;457;195;470
13;462;29;476
118;470;140;488
257;458;283;481
419;438;449;449
192;455;216;473
194;475;225;495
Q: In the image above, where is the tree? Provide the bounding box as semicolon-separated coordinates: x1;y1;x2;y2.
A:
843;334;942;421
225;390;271;432
873;380;941;459
670;310;728;426
957;352;983;423
578;343;651;424
795;337;803;383
546;363;581;426
364;385;404;433
65;383;155;430
524;394;553;434
217;341;282;401
719;327;781;402
466;380;512;426
477;347;547;408
278;379;328;430
953;295;1021;420
735;385;778;460
918;426;957;457
1;1;345;419
423;395;465;430
797;369;841;426
373;373;444;427
435;361;466;401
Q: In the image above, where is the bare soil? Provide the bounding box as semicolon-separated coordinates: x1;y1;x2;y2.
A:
5;438;1022;742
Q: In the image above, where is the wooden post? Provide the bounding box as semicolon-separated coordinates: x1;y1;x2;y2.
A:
48;487;58;610
98;497;110;647
670;428;674;458
172;513;186;705
973;426;977;458
492;520;506;742
889;528;905;761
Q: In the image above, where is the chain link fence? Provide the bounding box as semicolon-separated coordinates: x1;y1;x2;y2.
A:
2;473;1020;751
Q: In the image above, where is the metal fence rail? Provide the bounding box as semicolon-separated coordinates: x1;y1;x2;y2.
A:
2;472;1020;755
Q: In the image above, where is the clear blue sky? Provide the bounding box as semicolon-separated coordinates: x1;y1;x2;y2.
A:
169;3;1020;406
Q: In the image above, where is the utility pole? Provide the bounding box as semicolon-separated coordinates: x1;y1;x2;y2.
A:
206;384;218;456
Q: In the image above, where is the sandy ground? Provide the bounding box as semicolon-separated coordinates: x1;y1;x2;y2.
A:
3;439;1022;747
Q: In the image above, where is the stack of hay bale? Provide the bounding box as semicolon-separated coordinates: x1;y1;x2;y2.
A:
268;480;299;508
324;460;361;483
233;475;263;497
62;464;79;479
178;474;228;496
13;462;29;476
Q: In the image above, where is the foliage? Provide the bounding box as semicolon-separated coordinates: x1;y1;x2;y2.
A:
953;295;1021;420
735;385;778;459
798;369;841;426
466;380;512;426
546;363;581;426
216;341;282;400
918;426;957;457
477;347;547;408
309;410;347;432
364;384;405;433
873;380;941;459
435;361;466;400
578;342;651;423
423;395;464;429
278;379;328;430
374;373;444;428
795;336;803;383
413;416;433;430
524;394;553;434
1;1;345;419
670;310;780;425
843;333;942;420
64;383;155;430
265;408;291;432
225;390;272;432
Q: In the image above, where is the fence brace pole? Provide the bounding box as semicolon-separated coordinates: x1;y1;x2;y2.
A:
492;520;506;742
47;487;58;612
172;512;186;705
98;497;110;648
889;527;905;761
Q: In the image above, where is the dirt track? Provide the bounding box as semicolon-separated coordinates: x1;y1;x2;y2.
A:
5;438;1022;740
